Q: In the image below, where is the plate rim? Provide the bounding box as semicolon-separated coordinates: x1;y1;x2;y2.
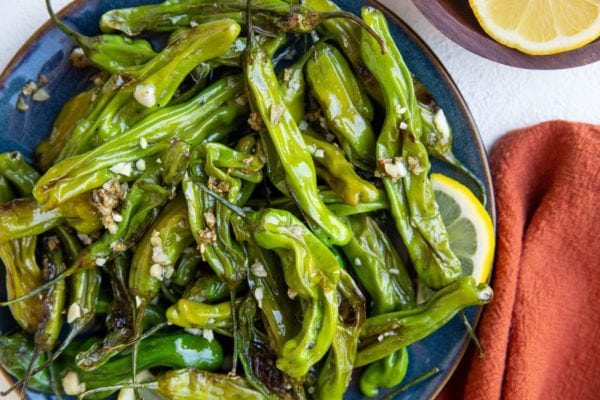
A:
0;0;496;399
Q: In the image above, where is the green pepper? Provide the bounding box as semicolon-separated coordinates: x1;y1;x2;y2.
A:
129;194;194;306
152;368;268;400
359;347;409;397
250;208;339;378
75;331;224;392
315;269;365;399
342;214;415;315
55;227;102;354
0;151;40;196
172;248;202;287
361;7;462;289
355;276;493;366
0;236;43;333
0;194;101;243
17;236;68;395
0;155;44;332
54;19;242;162
46;0;156;73
0;331;223;397
184;136;264;304
305;42;376;169
235;297;299;399
303;0;382;104
278;51;310;124
302;131;379;206
100;0;289;35
245;39;351;245
183;270;230;304
34;74;247;208
417;88;487;205
243;237;298;356
167;298;236;332
75;254;136;371
35;88;98;171
34;237;67;354
342;214;415;397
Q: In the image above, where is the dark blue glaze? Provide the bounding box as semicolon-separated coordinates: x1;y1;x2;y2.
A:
0;1;494;399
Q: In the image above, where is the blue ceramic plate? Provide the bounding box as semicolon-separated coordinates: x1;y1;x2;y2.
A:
0;1;495;399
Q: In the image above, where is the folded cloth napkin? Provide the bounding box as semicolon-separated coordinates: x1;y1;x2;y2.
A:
439;121;600;400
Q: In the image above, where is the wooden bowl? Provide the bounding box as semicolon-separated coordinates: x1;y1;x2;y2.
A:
413;0;600;69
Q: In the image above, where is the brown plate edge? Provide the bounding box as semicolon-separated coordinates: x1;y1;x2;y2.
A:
412;0;600;70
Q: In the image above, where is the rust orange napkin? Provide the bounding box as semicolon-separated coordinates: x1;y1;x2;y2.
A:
440;121;600;400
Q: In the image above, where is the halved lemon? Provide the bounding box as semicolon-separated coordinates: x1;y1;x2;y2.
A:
469;0;600;55
431;173;495;284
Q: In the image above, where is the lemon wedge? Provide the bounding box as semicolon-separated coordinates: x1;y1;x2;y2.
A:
469;0;600;55
431;173;495;284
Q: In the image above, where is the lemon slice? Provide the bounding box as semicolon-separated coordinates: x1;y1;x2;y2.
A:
469;0;600;55
431;173;495;283
416;173;495;303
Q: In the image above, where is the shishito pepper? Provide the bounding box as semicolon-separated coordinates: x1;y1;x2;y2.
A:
0;194;101;243
355;276;493;366
315;269;365;399
54;18;242;162
0;151;40;196
305;42;376;168
245;38;351;246
34;74;248;208
250;208;340;378
0;331;223;398
35;88;98;171
129;194;195;307
151;368;268;400
303;0;382;103
243;237;298;356
417;85;487;205
235;297;300;399
302;131;379;206
361;7;462;289
0;236;43;333
46;0;157;73
342;215;415;397
99;0;291;35
342;214;415;315
0;155;44;333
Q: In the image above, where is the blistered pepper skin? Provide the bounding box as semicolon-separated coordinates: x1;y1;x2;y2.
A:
245;41;351;246
305;42;376;169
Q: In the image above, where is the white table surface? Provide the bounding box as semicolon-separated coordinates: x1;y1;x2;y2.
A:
0;0;599;397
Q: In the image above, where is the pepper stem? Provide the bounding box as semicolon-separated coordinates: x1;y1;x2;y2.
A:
0;268;72;306
460;310;485;357
77;382;158;400
45;0;85;43
382;367;440;400
198;182;249;219
319;11;387;54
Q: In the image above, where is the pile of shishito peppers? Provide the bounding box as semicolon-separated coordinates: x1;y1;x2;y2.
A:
0;0;494;399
